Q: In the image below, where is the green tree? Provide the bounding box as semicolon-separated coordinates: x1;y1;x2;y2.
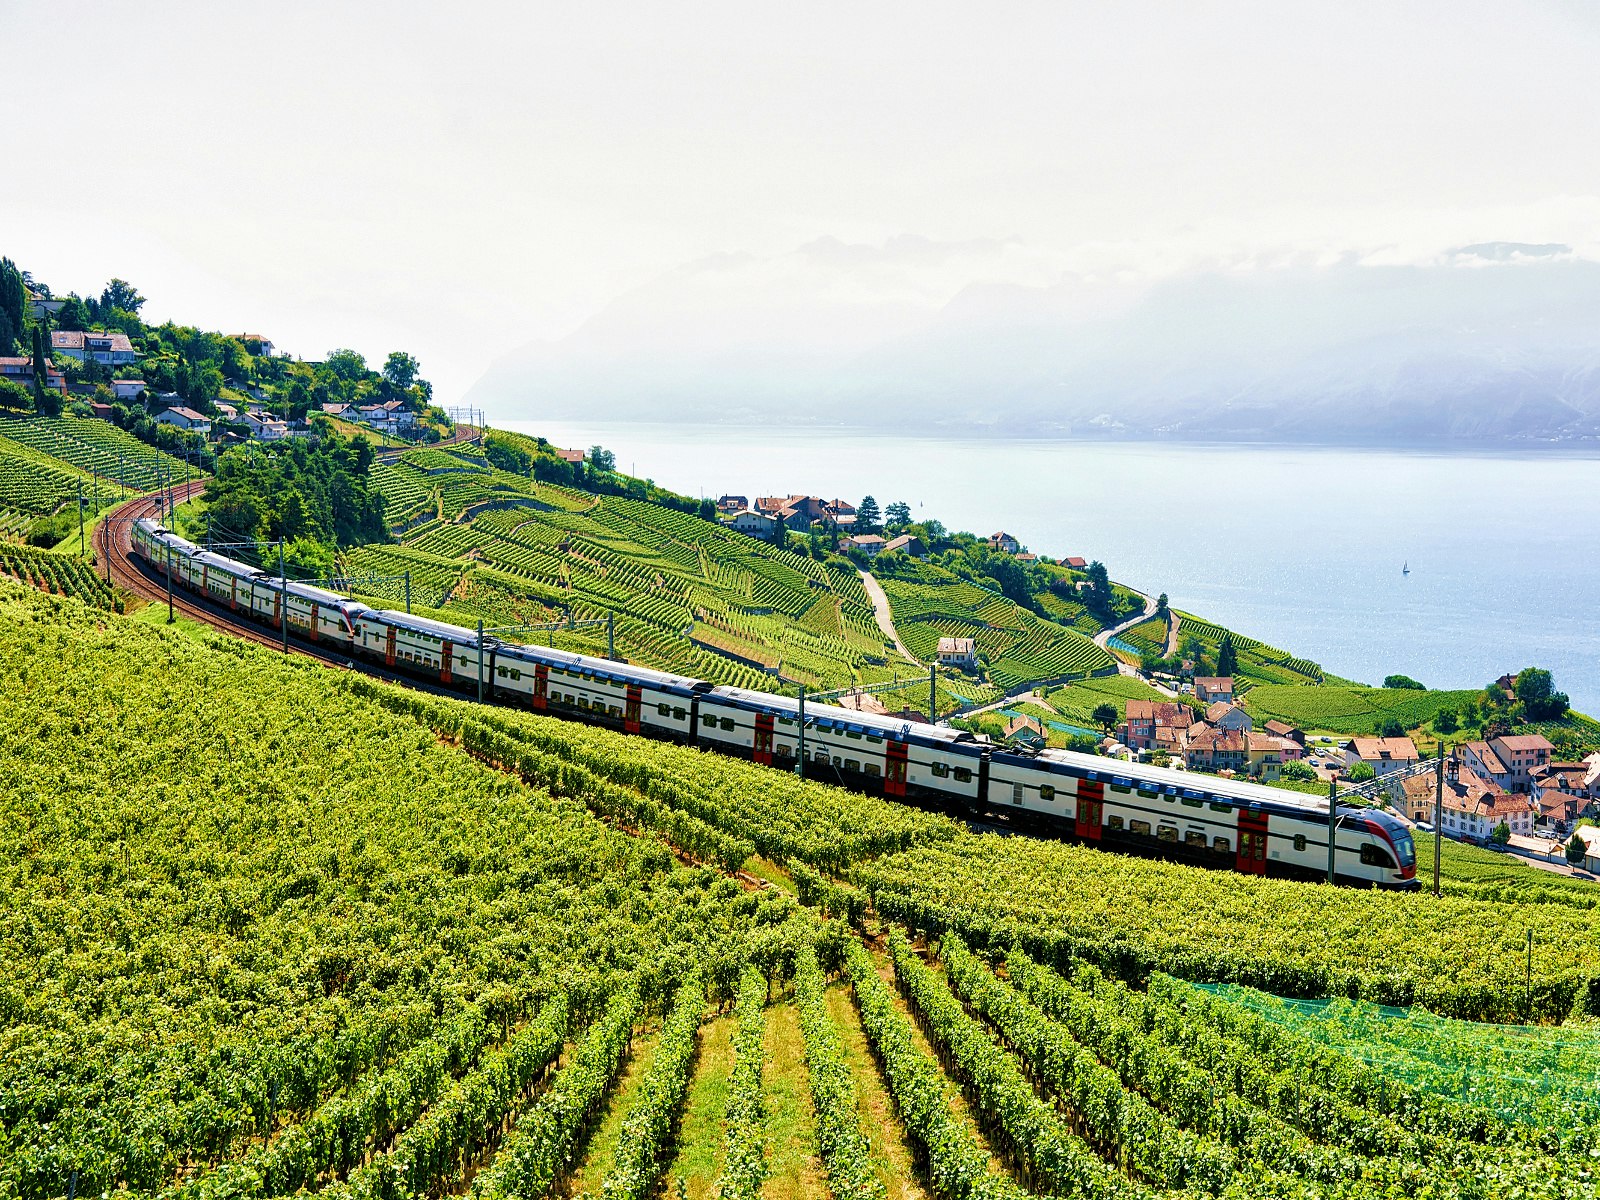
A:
1155;592;1168;617
1086;560;1114;617
697;497;716;521
325;348;369;381
588;445;616;471
281;537;335;580
1347;761;1376;783
0;378;31;411
1384;674;1426;690
884;500;911;528
1091;702;1118;733
1217;632;1238;677
483;433;533;475
0;257;24;355
55;294;90;331
1515;667;1569;721
382;351;420;390
856;495;881;532
100;278;145;314
1489;820;1511;846
1433;708;1459;735
1567;833;1588;866
1281;760;1318;782
31;327;61;417
1377;717;1406;739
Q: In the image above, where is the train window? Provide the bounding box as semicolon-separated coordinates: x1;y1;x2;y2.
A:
814;750;828;762
609;705;622;717
777;745;793;757
511;669;522;681
954;768;972;783
847;730;862;740
1157;825;1179;842
720;718;735;731
832;756;843;767
1138;787;1158;799
673;707;686;720
658;703;671;716
777;716;793;726
1039;784;1055;801
931;763;951;778
867;734;883;744
1209;802;1233;813
1131;820;1152;836
865;762;880;776
1181;797;1203;808
1214;836;1231;853
1012;782;1024;806
1111;784;1130;794
1359;843;1396;869
1185;830;1207;847
845;758;860;772
1108;815;1124;829
1293;834;1308;852
703;714;717;726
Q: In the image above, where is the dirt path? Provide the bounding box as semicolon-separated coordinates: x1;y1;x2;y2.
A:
859;569;919;664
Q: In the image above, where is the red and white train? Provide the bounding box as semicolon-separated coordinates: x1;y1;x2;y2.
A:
134;518;1419;889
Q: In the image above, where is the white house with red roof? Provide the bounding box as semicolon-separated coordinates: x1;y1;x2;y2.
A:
153;406;212;434
1342;736;1419;776
51;329;136;365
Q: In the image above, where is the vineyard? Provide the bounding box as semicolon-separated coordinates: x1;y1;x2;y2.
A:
0;435;117;516
878;561;1116;692
0;414;202;493
1171;610;1326;686
5;580;1600;1200
0;543;116;608
1242;683;1481;734
359;447;912;695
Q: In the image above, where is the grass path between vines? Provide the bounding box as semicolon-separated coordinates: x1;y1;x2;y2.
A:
566;1026;662;1197
759;1002;828;1200
824;983;929;1200
864;947;1012;1183
667;1012;736;1199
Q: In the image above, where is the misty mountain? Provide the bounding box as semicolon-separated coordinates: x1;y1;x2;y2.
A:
467;240;1600;445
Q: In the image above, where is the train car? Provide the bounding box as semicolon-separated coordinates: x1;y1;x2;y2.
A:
353;609;487;685
491;638;708;738
698;686;986;802
987;745;1418;888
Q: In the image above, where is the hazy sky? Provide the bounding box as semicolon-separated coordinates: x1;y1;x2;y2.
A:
4;0;1598;402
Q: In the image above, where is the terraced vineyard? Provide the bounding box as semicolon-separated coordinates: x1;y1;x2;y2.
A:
0;543;117;608
1173;610;1326;686
6;580;1600;1200
0;435;118;515
879;561;1116;691
0;414;202;493
362;447;908;694
1242;683;1480;734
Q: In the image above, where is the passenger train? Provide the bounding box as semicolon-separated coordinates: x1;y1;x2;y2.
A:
133;518;1420;889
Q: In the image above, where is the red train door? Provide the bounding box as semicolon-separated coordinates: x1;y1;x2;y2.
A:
385;626;396;667
533;664;549;710
752;712;774;764
626;685;644;734
309;603;320;642
885;741;909;797
441;640;453;684
230;577;238;610
201;565;209;596
1075;779;1104;841
1237;809;1269;875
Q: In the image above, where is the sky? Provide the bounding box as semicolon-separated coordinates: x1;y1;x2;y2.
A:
4;0;1599;405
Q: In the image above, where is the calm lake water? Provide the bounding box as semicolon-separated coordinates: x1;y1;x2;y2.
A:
504;421;1600;716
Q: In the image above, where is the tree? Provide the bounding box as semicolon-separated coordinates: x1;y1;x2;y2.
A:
1384;674;1426;690
1567;833;1588;866
1092;702;1118;733
588;445;616;471
325;348;369;381
1490;820;1511;846
1216;632;1238;677
31;327;61;417
382;351;420;390
0;378;31;411
55;294;90;331
100;278;146;314
697;497;716;521
1433;708;1460;735
1085;560;1114;617
856;496;881;533
1377;717;1406;739
1155;592;1168;617
483;434;533;475
1347;762;1376;782
1281;760;1318;782
884;500;911;529
1515;667;1569;721
0;257;24;355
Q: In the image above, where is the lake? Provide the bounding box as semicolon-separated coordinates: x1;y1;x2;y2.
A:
503;421;1600;716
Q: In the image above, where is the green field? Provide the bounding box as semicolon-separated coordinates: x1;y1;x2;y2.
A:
1172;609;1327;685
5;580;1599;1200
0;413;201;493
1242;683;1481;733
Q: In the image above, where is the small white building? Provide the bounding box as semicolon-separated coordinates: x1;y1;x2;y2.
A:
989;531;1021;554
842;533;887;557
1344;736;1419;777
1205;702;1253;732
937;636;978;668
240;410;288;440
1194;677;1235;705
111;379;146;401
153;406;212;434
729;509;777;538
51;329;136;365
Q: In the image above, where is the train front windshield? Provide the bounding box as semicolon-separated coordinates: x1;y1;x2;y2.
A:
1394;831;1417;868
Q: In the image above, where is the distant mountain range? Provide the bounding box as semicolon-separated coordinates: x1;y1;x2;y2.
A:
468;240;1600;446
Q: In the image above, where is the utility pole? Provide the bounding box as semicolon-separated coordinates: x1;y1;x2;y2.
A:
1526;928;1533;1023
796;685;807;778
76;480;84;556
165;542;174;624
1434;746;1445;897
404;570;411;614
1327;777;1338;885
278;538;289;654
477;618;486;703
607;611;615;660
929;664;937;723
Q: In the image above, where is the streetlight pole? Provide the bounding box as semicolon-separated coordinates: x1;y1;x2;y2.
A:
929;663;937;723
477;618;486;703
1434;745;1446;897
165;542;174;624
796;684;807;779
278;538;288;654
1327;777;1338;885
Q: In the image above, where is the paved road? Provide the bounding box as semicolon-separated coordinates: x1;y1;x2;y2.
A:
859;569;919;663
1092;588;1157;650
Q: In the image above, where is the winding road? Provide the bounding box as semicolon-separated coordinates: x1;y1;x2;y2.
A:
858;568;919;664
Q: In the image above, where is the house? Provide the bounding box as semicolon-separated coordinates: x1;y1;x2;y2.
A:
1530;762;1592;829
1003;715;1048;751
26;292;65;319
153;406;212;434
1062;556;1088;570
729;509;777;538
111;379;146;401
1458;734;1554;795
1263;720;1305;746
937;637;978;669
215;403;240;421
1206;702;1253;732
50;329;137;365
989;531;1021;554
355;403;389;424
554;448;586;464
320;402;350;418
1244;733;1285;780
1184;727;1249;773
240;411;288;440
381;399;417;427
0;357;67;394
880;534;926;558
231;334;276;357
717;495;748;515
1574;826;1600;874
842;533;887;556
88;402;114;421
1343;736;1420;777
1119;700;1194;751
1194;677;1234;705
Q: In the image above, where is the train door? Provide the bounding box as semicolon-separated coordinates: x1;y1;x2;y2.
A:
1075;779;1104;841
201;565;209;597
441;640;453;684
626;685;644;735
1236;809;1269;875
533;664;549;710
885;740;909;797
384;626;397;667
752;711;774;764
309;603;320;643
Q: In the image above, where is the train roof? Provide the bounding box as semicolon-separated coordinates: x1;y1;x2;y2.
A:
496;640;710;691
364;609;480;640
996;744;1375;820
708;685;982;747
137;520;201;556
193;550;262;578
